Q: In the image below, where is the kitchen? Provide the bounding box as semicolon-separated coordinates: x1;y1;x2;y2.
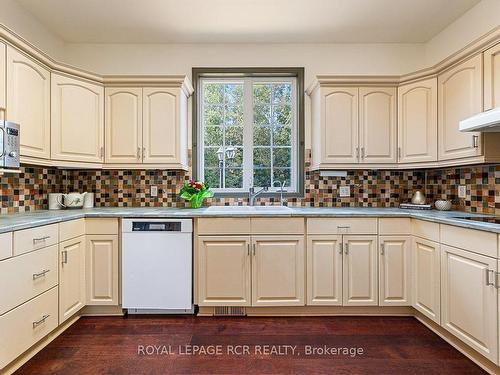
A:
0;0;499;374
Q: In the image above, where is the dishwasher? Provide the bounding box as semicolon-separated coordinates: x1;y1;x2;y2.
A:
122;218;193;314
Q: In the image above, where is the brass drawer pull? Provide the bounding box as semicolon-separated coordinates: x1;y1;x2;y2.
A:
33;314;50;328
485;269;495;286
33;269;50;280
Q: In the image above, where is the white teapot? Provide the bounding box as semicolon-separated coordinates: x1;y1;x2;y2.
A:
57;192;87;208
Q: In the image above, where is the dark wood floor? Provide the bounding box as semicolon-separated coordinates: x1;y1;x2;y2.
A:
16;316;486;374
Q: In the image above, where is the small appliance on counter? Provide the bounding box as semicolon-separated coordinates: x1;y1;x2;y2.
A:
0;120;20;169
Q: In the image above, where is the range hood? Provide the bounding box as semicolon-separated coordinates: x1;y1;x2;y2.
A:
459;108;500;132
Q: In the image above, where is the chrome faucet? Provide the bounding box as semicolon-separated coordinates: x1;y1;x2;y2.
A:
248;186;268;206
274;180;287;206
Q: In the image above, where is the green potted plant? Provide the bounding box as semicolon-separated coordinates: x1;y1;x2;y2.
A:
180;180;214;208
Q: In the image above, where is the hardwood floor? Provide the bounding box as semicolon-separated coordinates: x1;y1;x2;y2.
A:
16;316;486;374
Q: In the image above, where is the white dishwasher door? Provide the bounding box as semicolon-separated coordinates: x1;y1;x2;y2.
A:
122;219;193;311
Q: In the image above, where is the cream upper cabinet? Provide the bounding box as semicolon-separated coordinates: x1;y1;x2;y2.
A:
197;236;251;306
51;73;104;164
59;235;86;323
313;87;359;165
143;87;188;168
86;235;119;306
484;42;500;110
306;235;343;306
105;87;142;164
412;237;440;323
6;46;50;160
378;236;411;306
441;245;498;363
359;87;397;164
438;54;483;161
252;236;305;306
0;42;6;115
342;235;378;306
397;78;438;163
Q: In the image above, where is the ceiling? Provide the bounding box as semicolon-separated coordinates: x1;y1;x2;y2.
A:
15;0;481;44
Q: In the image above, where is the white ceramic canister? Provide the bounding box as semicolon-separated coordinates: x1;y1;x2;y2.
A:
83;192;94;208
48;193;63;210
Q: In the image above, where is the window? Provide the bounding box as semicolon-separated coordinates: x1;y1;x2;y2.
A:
193;68;304;195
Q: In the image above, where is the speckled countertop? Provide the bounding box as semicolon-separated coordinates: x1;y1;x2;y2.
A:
0;207;498;234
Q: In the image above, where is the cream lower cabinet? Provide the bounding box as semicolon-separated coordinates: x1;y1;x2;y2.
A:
378;236;411;306
86;235;119;305
342;235;378;306
441;245;498;363
397;78;437;163
197;236;251;306
59;235;86;323
307;235;343;305
6;46;50;160
252;236;305;306
412;237;441;323
51;73;104;164
484;42;500;110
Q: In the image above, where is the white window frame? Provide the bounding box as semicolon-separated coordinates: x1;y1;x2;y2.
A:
198;76;298;194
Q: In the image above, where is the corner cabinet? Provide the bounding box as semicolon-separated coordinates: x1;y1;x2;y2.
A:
59;235;86;323
6;46;51;160
51;73;104;164
397;78;438;163
438;55;483;161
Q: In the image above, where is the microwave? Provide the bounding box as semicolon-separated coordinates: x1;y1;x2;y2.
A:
0;121;20;169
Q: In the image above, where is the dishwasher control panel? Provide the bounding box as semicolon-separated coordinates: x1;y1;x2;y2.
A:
132;221;181;232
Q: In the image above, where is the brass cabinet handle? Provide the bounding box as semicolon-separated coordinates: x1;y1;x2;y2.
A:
62;250;68;264
485;269;495;286
344;243;349;255
361;147;365;159
143;147;146;158
33;269;50;280
472;135;479;148
33;236;50;243
137;147;141;159
252;243;256;256
398;147;402;159
33;314;50;328
247;243;250;256
380;243;385;255
338;243;342;254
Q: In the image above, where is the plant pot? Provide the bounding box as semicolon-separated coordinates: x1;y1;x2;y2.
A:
190;194;205;209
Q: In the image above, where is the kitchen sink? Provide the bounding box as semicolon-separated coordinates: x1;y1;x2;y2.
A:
205;206;291;213
205;206;253;212
252;206;292;212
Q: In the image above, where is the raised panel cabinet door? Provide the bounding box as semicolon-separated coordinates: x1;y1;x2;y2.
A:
320;87;359;164
252;236;305;306
306;235;342;306
59;235;86;323
438;54;483;161
6;46;50;159
379;236;411;306
484;42;500;110
342;235;378;306
412;237;440;323
0;42;6;115
105;87;143;164
197;236;251;306
359;87;397;164
86;235;119;306
441;245;498;363
397;78;438;163
51;73;104;163
143;87;185;165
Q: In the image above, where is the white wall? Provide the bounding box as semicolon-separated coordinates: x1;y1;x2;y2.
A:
0;0;66;60
425;0;500;65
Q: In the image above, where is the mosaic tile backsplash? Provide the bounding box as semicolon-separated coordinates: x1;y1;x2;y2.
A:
1;152;498;215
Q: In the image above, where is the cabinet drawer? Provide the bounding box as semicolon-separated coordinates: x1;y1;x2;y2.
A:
441;224;497;258
411;219;439;242
60;219;85;242
0;245;58;315
0;286;58;370
86;218;119;235
378;218;411;235
307;218;377;235
13;224;59;256
0;232;13;260
197;218;251;235
251;218;304;234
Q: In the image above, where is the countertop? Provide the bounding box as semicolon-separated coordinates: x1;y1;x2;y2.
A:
0;207;498;234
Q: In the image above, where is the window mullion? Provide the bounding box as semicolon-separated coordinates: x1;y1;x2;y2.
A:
242;78;253;190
